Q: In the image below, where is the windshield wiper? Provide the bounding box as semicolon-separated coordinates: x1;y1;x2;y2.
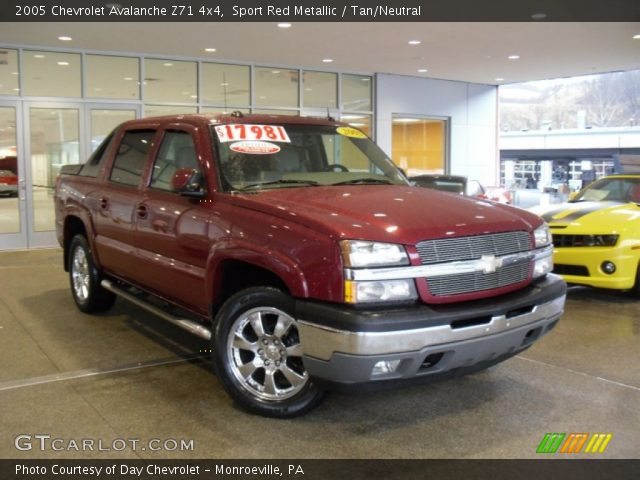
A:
331;178;394;186
240;179;320;191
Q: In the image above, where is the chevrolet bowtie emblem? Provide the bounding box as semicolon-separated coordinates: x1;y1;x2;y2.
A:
480;255;503;274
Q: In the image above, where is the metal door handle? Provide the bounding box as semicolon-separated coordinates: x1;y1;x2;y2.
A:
136;204;148;219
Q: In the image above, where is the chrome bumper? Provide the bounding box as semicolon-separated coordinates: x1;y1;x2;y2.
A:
298;294;565;361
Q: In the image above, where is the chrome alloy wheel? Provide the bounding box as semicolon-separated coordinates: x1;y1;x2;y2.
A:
227;307;308;401
71;246;90;302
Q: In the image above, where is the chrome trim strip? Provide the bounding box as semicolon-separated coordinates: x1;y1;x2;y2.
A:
298;294;565;361
345;245;553;282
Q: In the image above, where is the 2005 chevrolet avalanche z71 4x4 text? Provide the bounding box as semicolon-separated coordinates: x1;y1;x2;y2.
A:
55;113;566;417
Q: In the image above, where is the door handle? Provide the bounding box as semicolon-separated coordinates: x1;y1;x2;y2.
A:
136;204;148;219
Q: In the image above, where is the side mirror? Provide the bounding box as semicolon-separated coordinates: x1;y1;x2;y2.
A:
171;168;205;198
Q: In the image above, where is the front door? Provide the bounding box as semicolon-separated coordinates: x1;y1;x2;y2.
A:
0;103;26;250
135;126;210;312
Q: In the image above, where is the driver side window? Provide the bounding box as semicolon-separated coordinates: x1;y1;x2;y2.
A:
150;130;200;192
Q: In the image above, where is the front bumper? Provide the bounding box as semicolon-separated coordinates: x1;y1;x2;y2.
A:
296;274;565;386
553;245;639;290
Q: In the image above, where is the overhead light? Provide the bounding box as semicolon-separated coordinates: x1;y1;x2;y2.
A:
417;68;428;73
394;118;420;123
190;95;198;99
531;13;547;20
123;77;133;81
341;115;365;120
508;55;520;60
204;48;217;52
11;72;18;76
220;82;229;86
58;36;72;41
361;77;370;82
634;34;640;39
495;77;505;82
57;61;70;66
271;70;281;74
277;23;292;28
163;62;173;67
322;58;334;63
33;54;45;59
408;40;421;45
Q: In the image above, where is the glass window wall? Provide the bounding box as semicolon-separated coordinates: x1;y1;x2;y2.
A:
23;51;81;98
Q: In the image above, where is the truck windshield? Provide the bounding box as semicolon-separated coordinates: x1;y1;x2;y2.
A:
211;123;408;191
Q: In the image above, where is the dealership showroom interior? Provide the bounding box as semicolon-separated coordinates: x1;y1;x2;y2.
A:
0;17;639;461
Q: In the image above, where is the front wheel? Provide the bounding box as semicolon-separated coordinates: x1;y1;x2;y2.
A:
631;263;640;298
211;287;325;417
68;235;116;313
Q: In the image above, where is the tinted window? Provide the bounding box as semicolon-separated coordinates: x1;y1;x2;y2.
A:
109;130;155;186
150;131;199;192
79;131;115;177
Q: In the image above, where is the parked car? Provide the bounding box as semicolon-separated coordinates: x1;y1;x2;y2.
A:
531;174;640;295
0;169;18;197
55;113;565;417
411;174;512;203
410;174;467;195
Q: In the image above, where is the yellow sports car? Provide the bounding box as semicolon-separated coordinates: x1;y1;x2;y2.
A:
531;174;640;295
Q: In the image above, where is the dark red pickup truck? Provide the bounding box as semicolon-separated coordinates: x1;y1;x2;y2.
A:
55;113;565;417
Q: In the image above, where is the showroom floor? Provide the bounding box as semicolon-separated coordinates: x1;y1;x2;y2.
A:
0;249;638;459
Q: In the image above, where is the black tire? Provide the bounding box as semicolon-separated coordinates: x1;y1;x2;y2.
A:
211;287;326;418
631;262;640;298
68;235;116;313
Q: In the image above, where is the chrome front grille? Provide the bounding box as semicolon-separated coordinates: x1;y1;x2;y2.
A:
416;232;532;296
426;262;530;296
416;231;531;265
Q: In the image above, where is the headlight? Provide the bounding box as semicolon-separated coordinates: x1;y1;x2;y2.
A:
345;279;417;304
533;246;553;279
534;224;552;248
340;240;409;268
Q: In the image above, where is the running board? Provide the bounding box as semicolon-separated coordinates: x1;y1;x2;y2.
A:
100;279;212;341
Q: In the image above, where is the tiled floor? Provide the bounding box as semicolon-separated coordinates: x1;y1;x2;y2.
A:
0;249;638;459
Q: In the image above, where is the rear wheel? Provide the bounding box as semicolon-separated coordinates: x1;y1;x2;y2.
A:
211;287;325;417
68;235;116;313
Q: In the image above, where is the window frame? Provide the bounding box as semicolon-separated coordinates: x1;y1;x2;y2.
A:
107;128;157;188
148;128;202;194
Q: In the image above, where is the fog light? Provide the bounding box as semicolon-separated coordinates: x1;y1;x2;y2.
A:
601;261;616;274
372;360;401;376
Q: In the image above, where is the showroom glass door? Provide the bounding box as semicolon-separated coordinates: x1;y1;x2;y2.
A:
0;102;27;250
25;103;84;248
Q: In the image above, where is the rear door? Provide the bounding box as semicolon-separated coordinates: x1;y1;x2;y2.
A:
92;127;158;283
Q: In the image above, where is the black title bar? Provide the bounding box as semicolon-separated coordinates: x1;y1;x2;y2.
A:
2;0;640;22
2;459;640;480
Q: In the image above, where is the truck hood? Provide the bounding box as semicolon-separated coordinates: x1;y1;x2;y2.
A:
226;186;542;244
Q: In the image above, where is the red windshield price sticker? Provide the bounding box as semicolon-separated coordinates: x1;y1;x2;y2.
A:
215;124;291;143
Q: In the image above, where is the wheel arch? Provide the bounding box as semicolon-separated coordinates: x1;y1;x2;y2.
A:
205;243;309;316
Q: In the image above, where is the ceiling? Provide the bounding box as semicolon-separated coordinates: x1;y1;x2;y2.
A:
1;22;639;85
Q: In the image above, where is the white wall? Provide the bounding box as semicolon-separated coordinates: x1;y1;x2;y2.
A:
375;74;499;185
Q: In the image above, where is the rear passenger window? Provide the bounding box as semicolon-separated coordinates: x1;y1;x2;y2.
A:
109;130;155;186
79;131;115;177
150;131;200;192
